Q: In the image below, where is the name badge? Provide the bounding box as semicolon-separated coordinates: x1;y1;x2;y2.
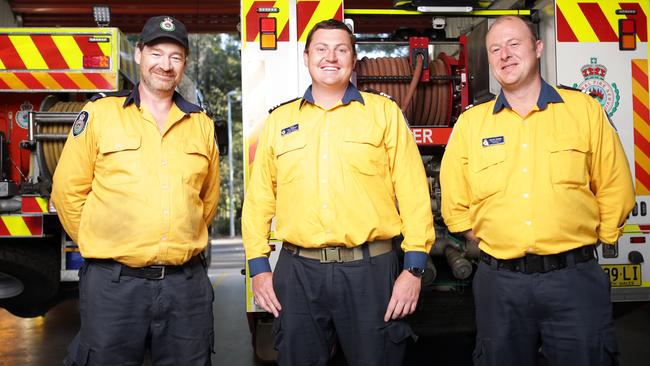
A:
281;123;299;136
482;136;505;147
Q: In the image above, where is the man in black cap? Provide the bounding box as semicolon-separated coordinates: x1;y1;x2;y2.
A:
54;15;219;365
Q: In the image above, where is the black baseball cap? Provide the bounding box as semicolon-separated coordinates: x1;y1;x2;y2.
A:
139;15;189;52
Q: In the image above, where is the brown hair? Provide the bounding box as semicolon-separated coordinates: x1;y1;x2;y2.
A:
304;19;356;56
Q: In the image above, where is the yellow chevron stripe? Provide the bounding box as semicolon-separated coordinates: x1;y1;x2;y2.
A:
557;0;598;42
35;197;48;212
100;72;118;89
2;216;31;236
66;73;94;89
625;224;641;232
52;35;83;69
0;73;27;89
635;110;650;139
632;79;649;108
636;178;650;194
299;0;342;41
273;0;290;41
9;35;48;69
0;58;5;69
32;72;62;89
635;144;650;170
97;36;112;57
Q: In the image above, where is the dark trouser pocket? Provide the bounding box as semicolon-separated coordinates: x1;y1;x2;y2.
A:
381;321;416;366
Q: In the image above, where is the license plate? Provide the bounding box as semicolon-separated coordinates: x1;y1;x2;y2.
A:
601;264;642;287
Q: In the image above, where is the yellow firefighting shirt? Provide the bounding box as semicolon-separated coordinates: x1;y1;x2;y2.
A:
52;88;220;267
242;83;435;276
440;80;635;259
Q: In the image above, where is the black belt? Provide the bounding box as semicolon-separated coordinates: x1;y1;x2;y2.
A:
86;255;204;280
480;245;595;274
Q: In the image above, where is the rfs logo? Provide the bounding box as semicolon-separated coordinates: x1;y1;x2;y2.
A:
573;57;620;118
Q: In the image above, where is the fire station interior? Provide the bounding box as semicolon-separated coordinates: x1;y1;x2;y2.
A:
1;0;649;365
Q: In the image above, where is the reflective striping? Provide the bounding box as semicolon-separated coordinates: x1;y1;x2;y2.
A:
9;35;49;69
15;72;45;89
297;0;343;41
22;196;48;213
2;216;32;236
66;73;97;89
557;0;648;43
49;72;80;89
31;72;61;89
633;59;650;194
52;35;84;69
0;72;117;90
0;35;26;69
243;0;290;43
73;35;106;58
31;35;69;69
0;73;27;89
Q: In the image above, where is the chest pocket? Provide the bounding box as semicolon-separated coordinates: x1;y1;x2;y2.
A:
469;144;506;200
98;135;141;184
183;142;210;190
275;134;306;185
342;127;384;176
548;138;589;185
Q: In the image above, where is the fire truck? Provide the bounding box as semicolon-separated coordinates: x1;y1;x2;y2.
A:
0;26;139;317
240;0;649;361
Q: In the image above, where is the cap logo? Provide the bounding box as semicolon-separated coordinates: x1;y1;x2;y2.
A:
160;17;175;32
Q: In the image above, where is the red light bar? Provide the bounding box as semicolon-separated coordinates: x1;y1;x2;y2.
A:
618;19;636;50
630;236;646;244
83;55;110;69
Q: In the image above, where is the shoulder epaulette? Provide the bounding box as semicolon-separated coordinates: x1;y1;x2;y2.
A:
89;90;131;102
557;84;582;92
363;88;395;102
269;97;301;114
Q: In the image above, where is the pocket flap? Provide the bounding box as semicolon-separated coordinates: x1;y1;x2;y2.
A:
183;141;210;157
472;145;506;172
99;135;141;154
344;125;382;147
381;321;418;344
548;138;589;153
276;134;306;157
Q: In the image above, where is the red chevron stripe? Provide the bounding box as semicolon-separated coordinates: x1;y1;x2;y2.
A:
73;35;104;56
634;129;650;156
23;216;43;236
334;4;343;21
278;22;289;42
14;73;45;89
556;6;578;42
31;35;69;69
635;161;650;191
633;95;649;123
620;2;648;42
579;3;618;42
49;72;79;89
21;197;44;213
0;78;9;89
84;73;114;90
0;35;26;69
245;1;276;42
0;219;9;236
297;1;319;41
632;61;648;91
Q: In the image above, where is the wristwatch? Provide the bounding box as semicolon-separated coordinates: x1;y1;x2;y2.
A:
406;267;426;278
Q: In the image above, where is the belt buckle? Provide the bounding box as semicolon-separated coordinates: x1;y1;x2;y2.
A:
524;254;542;274
320;247;342;263
149;265;166;279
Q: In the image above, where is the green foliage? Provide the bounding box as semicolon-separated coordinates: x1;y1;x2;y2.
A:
186;34;243;236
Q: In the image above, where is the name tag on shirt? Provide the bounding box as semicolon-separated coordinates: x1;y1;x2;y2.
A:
281;124;299;136
482;136;505;147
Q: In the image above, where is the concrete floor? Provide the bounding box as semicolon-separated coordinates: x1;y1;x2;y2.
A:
0;238;649;366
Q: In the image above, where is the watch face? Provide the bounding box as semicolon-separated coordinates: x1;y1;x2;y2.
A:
408;267;425;277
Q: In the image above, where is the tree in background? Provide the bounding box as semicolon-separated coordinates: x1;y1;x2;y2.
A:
187;34;243;235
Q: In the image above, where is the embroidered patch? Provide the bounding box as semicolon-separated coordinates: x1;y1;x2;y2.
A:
482;136;504;147
72;111;89;137
160;17;175;32
281;124;299;136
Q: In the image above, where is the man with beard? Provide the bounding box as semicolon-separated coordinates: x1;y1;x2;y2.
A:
53;15;220;365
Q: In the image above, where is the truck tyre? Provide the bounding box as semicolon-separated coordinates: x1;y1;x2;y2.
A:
0;240;60;317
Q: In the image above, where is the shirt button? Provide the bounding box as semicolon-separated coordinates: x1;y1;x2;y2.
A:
163;209;169;216
527;247;535;253
322;154;328;160
522;143;528;148
161;184;168;190
523;193;529;199
161;235;167;241
321;179;327;184
525;220;532;226
161;160;168;167
115;143;122;148
322;203;328;209
522;167;528;173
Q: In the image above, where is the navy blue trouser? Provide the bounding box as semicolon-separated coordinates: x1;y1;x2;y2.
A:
472;257;618;366
64;258;214;366
272;246;416;366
